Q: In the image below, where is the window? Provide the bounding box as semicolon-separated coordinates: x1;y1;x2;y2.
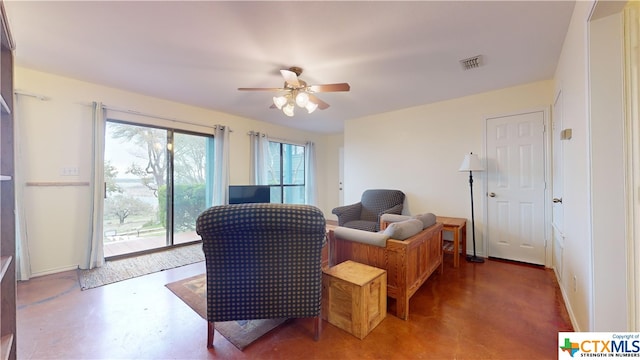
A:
266;141;305;204
103;120;214;258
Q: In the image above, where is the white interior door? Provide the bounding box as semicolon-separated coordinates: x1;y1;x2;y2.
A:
486;111;546;265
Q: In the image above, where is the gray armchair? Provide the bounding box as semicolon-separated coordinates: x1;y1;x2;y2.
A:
331;189;405;232
196;203;326;348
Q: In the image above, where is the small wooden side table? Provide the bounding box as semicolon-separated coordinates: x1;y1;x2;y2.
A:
436;216;467;268
322;260;387;339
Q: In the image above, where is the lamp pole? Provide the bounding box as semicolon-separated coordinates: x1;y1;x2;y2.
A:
466;169;483;263
459;152;484;263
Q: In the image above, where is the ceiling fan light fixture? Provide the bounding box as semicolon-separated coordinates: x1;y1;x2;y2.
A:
282;103;295;117
295;91;309;107
273;95;287;109
240;66;349;117
305;101;318;114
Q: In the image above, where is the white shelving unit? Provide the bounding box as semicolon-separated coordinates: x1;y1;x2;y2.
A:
0;1;15;359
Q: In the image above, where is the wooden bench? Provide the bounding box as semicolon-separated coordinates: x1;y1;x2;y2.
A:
327;222;443;320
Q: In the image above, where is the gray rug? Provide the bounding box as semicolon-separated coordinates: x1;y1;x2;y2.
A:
78;244;204;290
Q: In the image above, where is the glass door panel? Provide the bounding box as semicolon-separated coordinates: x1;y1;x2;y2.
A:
103;122;168;257
172;132;213;244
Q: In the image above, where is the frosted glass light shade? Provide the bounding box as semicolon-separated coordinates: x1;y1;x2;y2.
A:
458;153;484;172
282;103;295;117
273;96;287;109
295;92;309;107
305;101;318;114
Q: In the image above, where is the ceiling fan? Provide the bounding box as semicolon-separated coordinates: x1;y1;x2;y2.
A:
238;66;350;116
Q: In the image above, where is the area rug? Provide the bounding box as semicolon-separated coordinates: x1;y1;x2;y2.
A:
165;273;287;350
78;244;205;290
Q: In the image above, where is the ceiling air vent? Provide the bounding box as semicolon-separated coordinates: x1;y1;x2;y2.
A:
460;55;483;70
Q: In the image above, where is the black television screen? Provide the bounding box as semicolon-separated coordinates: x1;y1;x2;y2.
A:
228;185;271;204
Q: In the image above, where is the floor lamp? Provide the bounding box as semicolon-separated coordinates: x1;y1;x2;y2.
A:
459;152;485;263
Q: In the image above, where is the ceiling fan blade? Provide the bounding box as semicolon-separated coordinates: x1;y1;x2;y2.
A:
309;94;330;110
238;87;287;91
280;69;300;87
308;83;350;92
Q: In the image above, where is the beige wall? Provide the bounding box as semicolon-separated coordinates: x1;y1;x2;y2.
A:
552;0;630;332
552;0;594;332
15;67;340;276
589;10;627;331
343;80;554;257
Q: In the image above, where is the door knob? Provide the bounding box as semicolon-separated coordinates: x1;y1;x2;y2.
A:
553;197;563;203
489;192;496;197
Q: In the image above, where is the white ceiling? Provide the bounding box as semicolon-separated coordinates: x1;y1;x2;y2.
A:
4;1;575;134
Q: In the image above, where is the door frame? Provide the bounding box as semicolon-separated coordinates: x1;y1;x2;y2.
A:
482;107;553;267
551;88;566;279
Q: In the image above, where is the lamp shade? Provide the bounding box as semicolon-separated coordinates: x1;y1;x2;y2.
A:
458;153;484;172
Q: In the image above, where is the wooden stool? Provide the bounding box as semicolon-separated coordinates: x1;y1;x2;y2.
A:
436;216;467;268
321;260;387;339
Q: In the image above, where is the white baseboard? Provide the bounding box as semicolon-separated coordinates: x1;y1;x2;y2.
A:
554;265;581;332
28;265;79;279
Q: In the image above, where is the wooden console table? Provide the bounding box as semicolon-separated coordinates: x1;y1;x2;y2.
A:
436;216;466;268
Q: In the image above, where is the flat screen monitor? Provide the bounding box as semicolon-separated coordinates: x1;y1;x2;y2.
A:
228;185;271;204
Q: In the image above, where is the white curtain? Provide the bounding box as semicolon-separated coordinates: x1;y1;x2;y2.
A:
212;125;230;205
305;141;318;205
250;131;269;185
625;2;640;331
14;94;32;280
84;101;105;269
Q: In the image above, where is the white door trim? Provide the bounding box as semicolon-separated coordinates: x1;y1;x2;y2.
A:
624;3;640;331
482;107;552;267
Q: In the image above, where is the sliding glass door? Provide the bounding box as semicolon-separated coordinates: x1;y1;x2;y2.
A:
103;121;212;258
171;132;213;245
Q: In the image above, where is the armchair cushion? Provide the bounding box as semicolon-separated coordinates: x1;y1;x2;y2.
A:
381;212;437;230
413;213;437;229
383;219;423;240
333;226;390;247
380;213;411;223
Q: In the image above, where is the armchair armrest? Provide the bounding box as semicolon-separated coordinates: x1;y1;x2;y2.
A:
377;203;404;225
380;214;411;230
333;227;390;247
331;202;362;226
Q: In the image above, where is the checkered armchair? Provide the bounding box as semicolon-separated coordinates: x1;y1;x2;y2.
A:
196;203;326;348
332;189;405;232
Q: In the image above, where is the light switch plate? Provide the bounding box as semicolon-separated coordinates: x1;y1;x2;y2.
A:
61;167;79;176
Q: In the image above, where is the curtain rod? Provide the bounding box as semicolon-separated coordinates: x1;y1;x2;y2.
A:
15;90;50;101
247;131;308;146
102;104;225;131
